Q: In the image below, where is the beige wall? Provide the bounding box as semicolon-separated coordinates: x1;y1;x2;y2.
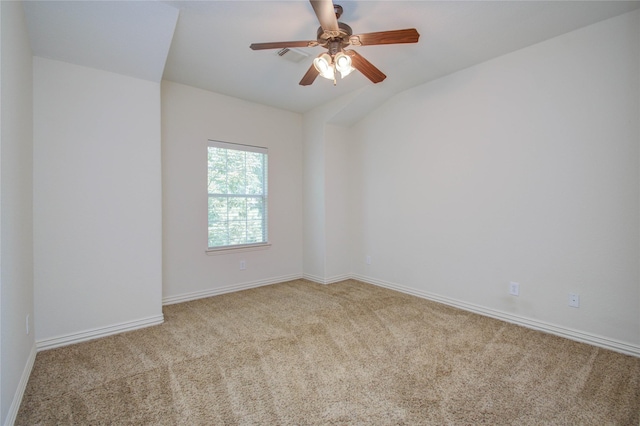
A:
349;10;640;350
1;2;34;423
161;81;303;302
33;57;164;347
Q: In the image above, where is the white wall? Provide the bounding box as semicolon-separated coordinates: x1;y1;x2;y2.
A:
349;10;640;349
302;119;351;284
161;81;303;302
33;57;164;347
324;124;351;282
0;2;35;424
302;111;326;282
302;93;359;284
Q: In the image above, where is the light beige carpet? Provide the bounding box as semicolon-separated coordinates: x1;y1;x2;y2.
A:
16;279;640;425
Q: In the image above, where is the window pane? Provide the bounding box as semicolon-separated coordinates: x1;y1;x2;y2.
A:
247;198;263;242
246;198;263;221
226;197;244;222
246;220;264;243
226;150;246;195
228;220;246;245
208;196;226;223
208;147;228;194
208;223;229;248
245;152;264;195
208;197;228;247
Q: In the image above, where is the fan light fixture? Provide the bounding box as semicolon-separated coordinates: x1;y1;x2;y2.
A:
313;53;335;80
334;52;354;78
313;51;355;84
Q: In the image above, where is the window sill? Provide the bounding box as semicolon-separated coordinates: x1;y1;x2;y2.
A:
205;243;271;256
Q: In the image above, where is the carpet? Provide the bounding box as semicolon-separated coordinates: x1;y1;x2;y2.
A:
16;279;640;424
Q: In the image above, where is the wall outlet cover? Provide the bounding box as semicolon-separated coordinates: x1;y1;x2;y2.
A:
509;281;520;296
569;293;580;308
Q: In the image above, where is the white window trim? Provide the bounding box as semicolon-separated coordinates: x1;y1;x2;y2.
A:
209;140;267;155
205;242;272;255
207;140;269;251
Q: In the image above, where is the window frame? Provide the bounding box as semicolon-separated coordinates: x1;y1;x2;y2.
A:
206;140;269;254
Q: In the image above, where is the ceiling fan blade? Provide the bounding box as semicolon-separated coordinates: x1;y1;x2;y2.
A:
310;0;339;36
349;29;420;46
345;50;386;84
250;40;318;50
299;64;320;86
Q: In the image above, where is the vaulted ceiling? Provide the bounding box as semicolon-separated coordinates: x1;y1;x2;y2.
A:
23;1;640;125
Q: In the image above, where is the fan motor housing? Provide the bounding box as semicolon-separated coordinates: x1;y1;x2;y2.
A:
317;22;353;49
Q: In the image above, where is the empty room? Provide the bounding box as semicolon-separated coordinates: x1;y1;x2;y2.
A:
2;0;639;424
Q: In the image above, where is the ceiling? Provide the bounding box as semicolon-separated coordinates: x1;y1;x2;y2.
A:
23;0;640;125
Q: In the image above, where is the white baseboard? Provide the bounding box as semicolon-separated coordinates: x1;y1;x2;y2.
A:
162;273;303;305
33;274;639;357
36;314;164;351
302;273;324;284
5;343;37;426
303;273;350;285
352;273;640;358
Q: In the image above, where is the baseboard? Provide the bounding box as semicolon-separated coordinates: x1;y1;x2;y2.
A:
162;273;303;305
36;314;165;351
4;343;37;426
303;273;350;285
34;274;638;357
352;273;640;358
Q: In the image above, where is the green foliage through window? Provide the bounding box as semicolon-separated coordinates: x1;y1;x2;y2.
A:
208;141;267;249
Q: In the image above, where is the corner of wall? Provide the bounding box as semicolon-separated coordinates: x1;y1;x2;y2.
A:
3;343;36;426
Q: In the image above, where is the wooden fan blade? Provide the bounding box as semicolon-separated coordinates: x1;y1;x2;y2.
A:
250;40;317;50
299;64;320;86
345;50;386;84
349;29;420;46
310;0;339;35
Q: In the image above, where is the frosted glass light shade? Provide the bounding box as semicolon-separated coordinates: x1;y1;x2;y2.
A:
334;52;354;78
313;53;335;80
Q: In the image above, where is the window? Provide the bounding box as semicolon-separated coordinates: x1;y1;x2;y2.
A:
207;141;268;250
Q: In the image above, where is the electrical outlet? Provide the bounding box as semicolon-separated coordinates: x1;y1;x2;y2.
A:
569;293;580;308
509;281;520;296
239;260;246;270
365;255;371;265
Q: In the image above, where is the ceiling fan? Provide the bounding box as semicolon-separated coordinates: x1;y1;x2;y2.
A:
249;0;420;86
